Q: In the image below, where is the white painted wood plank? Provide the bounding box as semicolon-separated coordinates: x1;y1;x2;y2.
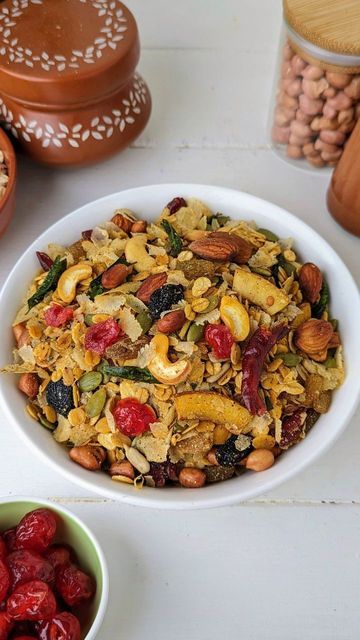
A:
127;0;281;52
0;149;358;502
41;501;360;640
135;49;276;149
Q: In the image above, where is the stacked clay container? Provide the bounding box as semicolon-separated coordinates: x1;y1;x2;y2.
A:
270;0;360;169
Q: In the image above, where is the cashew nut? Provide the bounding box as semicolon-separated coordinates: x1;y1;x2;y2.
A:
220;295;250;341
57;263;92;303
125;235;156;272
148;334;191;385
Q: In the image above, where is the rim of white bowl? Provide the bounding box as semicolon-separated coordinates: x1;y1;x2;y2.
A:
0;183;359;509
0;496;109;639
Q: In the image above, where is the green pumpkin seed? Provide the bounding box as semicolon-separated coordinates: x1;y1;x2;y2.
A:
85;387;106;418
84;314;95;326
187;323;204;343
201;294;218;314
78;371;103;393
257;228;279;242
279;353;301;367
39;415;56;431
283;261;297;277
324;357;337;369
137;310;153;334
250;266;272;277
330;318;338;331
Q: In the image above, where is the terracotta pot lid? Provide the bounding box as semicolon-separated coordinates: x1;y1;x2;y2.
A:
0;0;140;107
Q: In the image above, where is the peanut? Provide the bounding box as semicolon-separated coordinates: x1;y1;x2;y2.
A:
278;92;299;110
289;133;311;146
302;142;317;157
18;373;39;398
301;65;324;80
323;87;336;99
179;467;206;488
344;77;360;100
327;91;352;111
111;212;133;233
285;78;302;97
69;445;106;470
13;323;26;343
320;129;346;146
321;149;342;162
207;449;219;466
307;154;325;168
109;460;135;479
295;110;312;124
286;145;303;159
246;449;275;472
322;103;338;120
274;108;295;127
291;54;307;75
302;77;328;99
131;220;147;233
271;125;290;144
299;94;323;116
326;72;351;89
290;119;312;138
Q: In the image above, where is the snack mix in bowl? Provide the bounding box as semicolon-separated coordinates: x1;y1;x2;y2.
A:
2;197;344;489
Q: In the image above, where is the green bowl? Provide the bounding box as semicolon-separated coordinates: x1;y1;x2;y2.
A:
0;497;109;639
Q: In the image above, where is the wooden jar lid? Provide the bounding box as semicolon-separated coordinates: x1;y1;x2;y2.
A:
0;0;139;106
284;0;360;56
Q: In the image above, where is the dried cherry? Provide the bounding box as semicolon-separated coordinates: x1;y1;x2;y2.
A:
0;561;10;604
149;461;180;487
84;318;122;355
166;197;187;214
2;529;16;553
0;611;12;640
113;398;156;437
204;323;234;359
55;565;94;607
7;580;57;621
15;509;57;553
44;546;73;573
7;550;55;589
36;252;54;272
44;305;73;328
38;612;81;640
0;539;6;562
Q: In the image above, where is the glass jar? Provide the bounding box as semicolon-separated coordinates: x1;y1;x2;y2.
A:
269;0;360;169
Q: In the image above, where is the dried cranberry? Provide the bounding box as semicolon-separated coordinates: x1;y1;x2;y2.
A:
11;636;37;639
0;561;10;604
15;509;57;553
44;305;73;328
149;462;180;487
166;197;187;215
84;318;122;355
0;538;6;562
0;611;12;640
7;581;57;622
81;230;92;240
43;545;73;573
113;398;156;438
38;612;81;640
55;564;94;607
2;529;16;553
7;550;55;589
204;324;234;359
36;252;54;272
280;408;307;449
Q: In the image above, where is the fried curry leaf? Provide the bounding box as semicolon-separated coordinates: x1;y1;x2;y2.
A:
312;280;330;318
101;364;158;383
161;220;183;257
28;256;67;310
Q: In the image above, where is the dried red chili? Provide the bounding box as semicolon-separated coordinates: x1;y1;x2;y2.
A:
241;324;288;415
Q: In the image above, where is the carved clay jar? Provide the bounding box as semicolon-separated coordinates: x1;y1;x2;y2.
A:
0;0;151;166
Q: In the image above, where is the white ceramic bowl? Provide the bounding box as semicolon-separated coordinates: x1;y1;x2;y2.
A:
0;496;109;639
0;184;359;509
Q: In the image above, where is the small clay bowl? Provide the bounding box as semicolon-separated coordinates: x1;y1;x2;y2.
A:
0;127;16;238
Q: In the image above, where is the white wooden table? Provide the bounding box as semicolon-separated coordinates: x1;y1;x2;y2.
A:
1;2;360;638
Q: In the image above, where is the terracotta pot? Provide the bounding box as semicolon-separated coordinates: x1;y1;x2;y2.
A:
0;0;151;167
0;127;16;238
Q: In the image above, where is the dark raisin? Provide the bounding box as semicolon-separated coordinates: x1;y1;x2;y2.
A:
205;466;235;483
149;461;181;487
166;197;187;215
82;229;93;240
215;435;252;467
46;380;74;417
304;408;320;434
148;284;184;319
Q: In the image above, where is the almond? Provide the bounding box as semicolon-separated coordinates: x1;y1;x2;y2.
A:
137;272;167;303
294;318;333;356
111;212;133;234
157;309;186;334
101;263;129;289
299;263;323;303
189;232;253;263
